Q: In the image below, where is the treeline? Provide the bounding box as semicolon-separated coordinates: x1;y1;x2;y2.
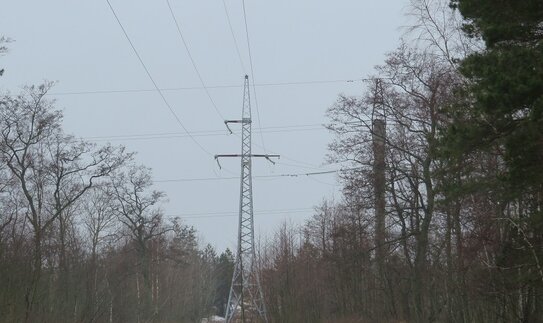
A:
258;0;542;322
0;83;234;322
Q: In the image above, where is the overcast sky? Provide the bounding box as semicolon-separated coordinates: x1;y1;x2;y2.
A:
1;0;410;251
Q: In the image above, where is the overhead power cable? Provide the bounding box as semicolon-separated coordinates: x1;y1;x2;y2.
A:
166;207;314;219
48;79;365;96
228;129;326;170
82;124;325;142
154;166;361;183
275;160;328;171
165;0;225;120
241;0;267;153
104;0;211;155
221;0;246;73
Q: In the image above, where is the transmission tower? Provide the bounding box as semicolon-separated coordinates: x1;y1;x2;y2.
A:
215;75;278;323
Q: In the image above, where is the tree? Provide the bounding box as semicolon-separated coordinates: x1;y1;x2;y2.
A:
327;42;461;321
80;184;119;321
444;0;543;320
1;84;224;322
447;1;543;188
214;248;234;317
405;0;482;66
447;0;543;188
110;164;168;321
0;84;129;320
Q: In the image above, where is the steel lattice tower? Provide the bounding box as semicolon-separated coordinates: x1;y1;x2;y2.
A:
215;75;278;323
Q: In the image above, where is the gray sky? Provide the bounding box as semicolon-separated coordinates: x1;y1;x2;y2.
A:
1;0;409;251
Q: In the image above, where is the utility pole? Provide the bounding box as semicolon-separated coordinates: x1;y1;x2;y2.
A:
216;75;278;323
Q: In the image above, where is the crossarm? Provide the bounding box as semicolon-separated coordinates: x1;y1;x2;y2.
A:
214;154;280;168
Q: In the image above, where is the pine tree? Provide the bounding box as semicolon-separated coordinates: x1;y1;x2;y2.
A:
446;1;543;320
448;0;543;189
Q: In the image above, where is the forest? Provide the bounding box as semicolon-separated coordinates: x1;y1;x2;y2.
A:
1;0;542;322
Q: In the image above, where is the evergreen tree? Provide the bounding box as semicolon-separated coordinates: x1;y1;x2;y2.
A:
445;1;543;320
214;249;234;317
448;0;543;189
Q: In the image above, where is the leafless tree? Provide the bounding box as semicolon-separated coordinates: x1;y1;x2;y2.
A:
110;164;169;321
326;42;461;321
404;0;483;66
0;84;129;320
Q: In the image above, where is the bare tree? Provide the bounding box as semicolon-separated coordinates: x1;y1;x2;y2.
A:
404;0;483;66
110;164;169;321
0;84;129;320
327;43;460;321
80;184;119;321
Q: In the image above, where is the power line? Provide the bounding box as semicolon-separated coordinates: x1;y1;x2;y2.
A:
165;0;225;120
166;207;314;219
275;160;327;171
82;124;325;142
242;0;267;153
172;207;312;217
79;121;335;174
154;167;361;183
227;131;328;171
85;127;323;142
221;0;246;73
104;0;212;155
48;79;365;96
249;136;328;170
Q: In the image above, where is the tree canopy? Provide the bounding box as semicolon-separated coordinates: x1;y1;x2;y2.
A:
448;0;543;189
